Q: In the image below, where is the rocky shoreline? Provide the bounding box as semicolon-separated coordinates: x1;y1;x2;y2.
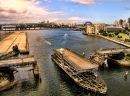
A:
0;77;17;92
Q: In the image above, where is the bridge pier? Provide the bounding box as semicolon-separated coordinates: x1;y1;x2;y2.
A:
33;63;39;78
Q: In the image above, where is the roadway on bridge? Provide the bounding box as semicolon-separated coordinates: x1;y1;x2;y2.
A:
0;57;36;68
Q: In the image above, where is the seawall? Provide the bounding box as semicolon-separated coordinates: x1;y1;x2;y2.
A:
96;35;130;48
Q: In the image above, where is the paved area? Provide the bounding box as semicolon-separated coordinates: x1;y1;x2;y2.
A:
0;32;28;55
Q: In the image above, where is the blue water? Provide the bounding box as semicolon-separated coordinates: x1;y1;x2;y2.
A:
0;29;130;96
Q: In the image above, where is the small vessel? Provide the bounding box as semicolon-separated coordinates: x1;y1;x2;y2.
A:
51;48;107;94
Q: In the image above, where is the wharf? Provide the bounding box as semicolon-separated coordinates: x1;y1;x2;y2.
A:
0;32;29;55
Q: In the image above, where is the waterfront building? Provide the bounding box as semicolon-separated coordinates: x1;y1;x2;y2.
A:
114;20;119;26
128;18;130;26
41;20;45;24
96;23;106;31
85;23;105;34
86;25;95;34
47;20;49;24
105;25;122;31
123;19;127;28
119;19;123;27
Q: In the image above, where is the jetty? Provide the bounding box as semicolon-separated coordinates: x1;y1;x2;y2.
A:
51;48;107;94
0;32;29;55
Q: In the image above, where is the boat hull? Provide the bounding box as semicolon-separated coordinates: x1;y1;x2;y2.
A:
51;54;107;95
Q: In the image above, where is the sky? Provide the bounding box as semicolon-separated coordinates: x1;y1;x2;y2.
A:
0;0;130;24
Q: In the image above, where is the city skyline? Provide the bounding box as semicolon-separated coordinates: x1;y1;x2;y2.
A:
0;0;130;24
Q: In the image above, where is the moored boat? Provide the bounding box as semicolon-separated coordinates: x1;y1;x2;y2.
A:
51;48;107;94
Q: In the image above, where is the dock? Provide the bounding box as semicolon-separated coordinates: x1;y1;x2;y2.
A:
0;32;29;55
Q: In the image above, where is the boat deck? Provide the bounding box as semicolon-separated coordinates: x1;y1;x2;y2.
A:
55;48;99;71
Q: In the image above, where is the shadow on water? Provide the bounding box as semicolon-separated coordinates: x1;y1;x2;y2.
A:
0;66;41;96
20;79;40;93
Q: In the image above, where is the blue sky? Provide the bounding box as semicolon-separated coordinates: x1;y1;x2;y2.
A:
0;0;130;24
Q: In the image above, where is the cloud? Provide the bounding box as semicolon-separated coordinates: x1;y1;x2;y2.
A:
68;0;95;5
68;0;130;6
0;0;62;23
68;17;89;21
44;17;89;24
44;0;51;2
124;7;130;10
35;1;41;4
117;0;130;2
71;9;74;11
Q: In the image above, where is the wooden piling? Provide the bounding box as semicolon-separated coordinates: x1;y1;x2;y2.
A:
33;63;39;78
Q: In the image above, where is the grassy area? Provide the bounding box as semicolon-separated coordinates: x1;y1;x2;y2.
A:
0;72;9;78
100;31;130;43
118;33;130;40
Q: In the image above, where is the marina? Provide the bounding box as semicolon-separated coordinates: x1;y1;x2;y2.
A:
51;48;107;94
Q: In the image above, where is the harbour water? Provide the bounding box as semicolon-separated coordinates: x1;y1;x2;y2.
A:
0;29;130;96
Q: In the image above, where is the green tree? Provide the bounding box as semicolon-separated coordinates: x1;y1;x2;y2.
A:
109;34;113;37
117;36;122;38
117;52;125;60
102;32;108;36
115;32;119;35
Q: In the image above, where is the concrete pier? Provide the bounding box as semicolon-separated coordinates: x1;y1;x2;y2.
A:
0;32;29;55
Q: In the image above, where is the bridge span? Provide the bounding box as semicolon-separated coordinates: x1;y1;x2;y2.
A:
0;56;37;68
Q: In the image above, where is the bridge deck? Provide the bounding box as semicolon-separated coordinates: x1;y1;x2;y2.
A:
0;56;36;68
55;48;98;71
0;32;29;55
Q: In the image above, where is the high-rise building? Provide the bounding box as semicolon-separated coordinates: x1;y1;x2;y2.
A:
128;18;130;26
123;19;126;27
47;20;49;24
114;20;119;26
119;19;123;27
